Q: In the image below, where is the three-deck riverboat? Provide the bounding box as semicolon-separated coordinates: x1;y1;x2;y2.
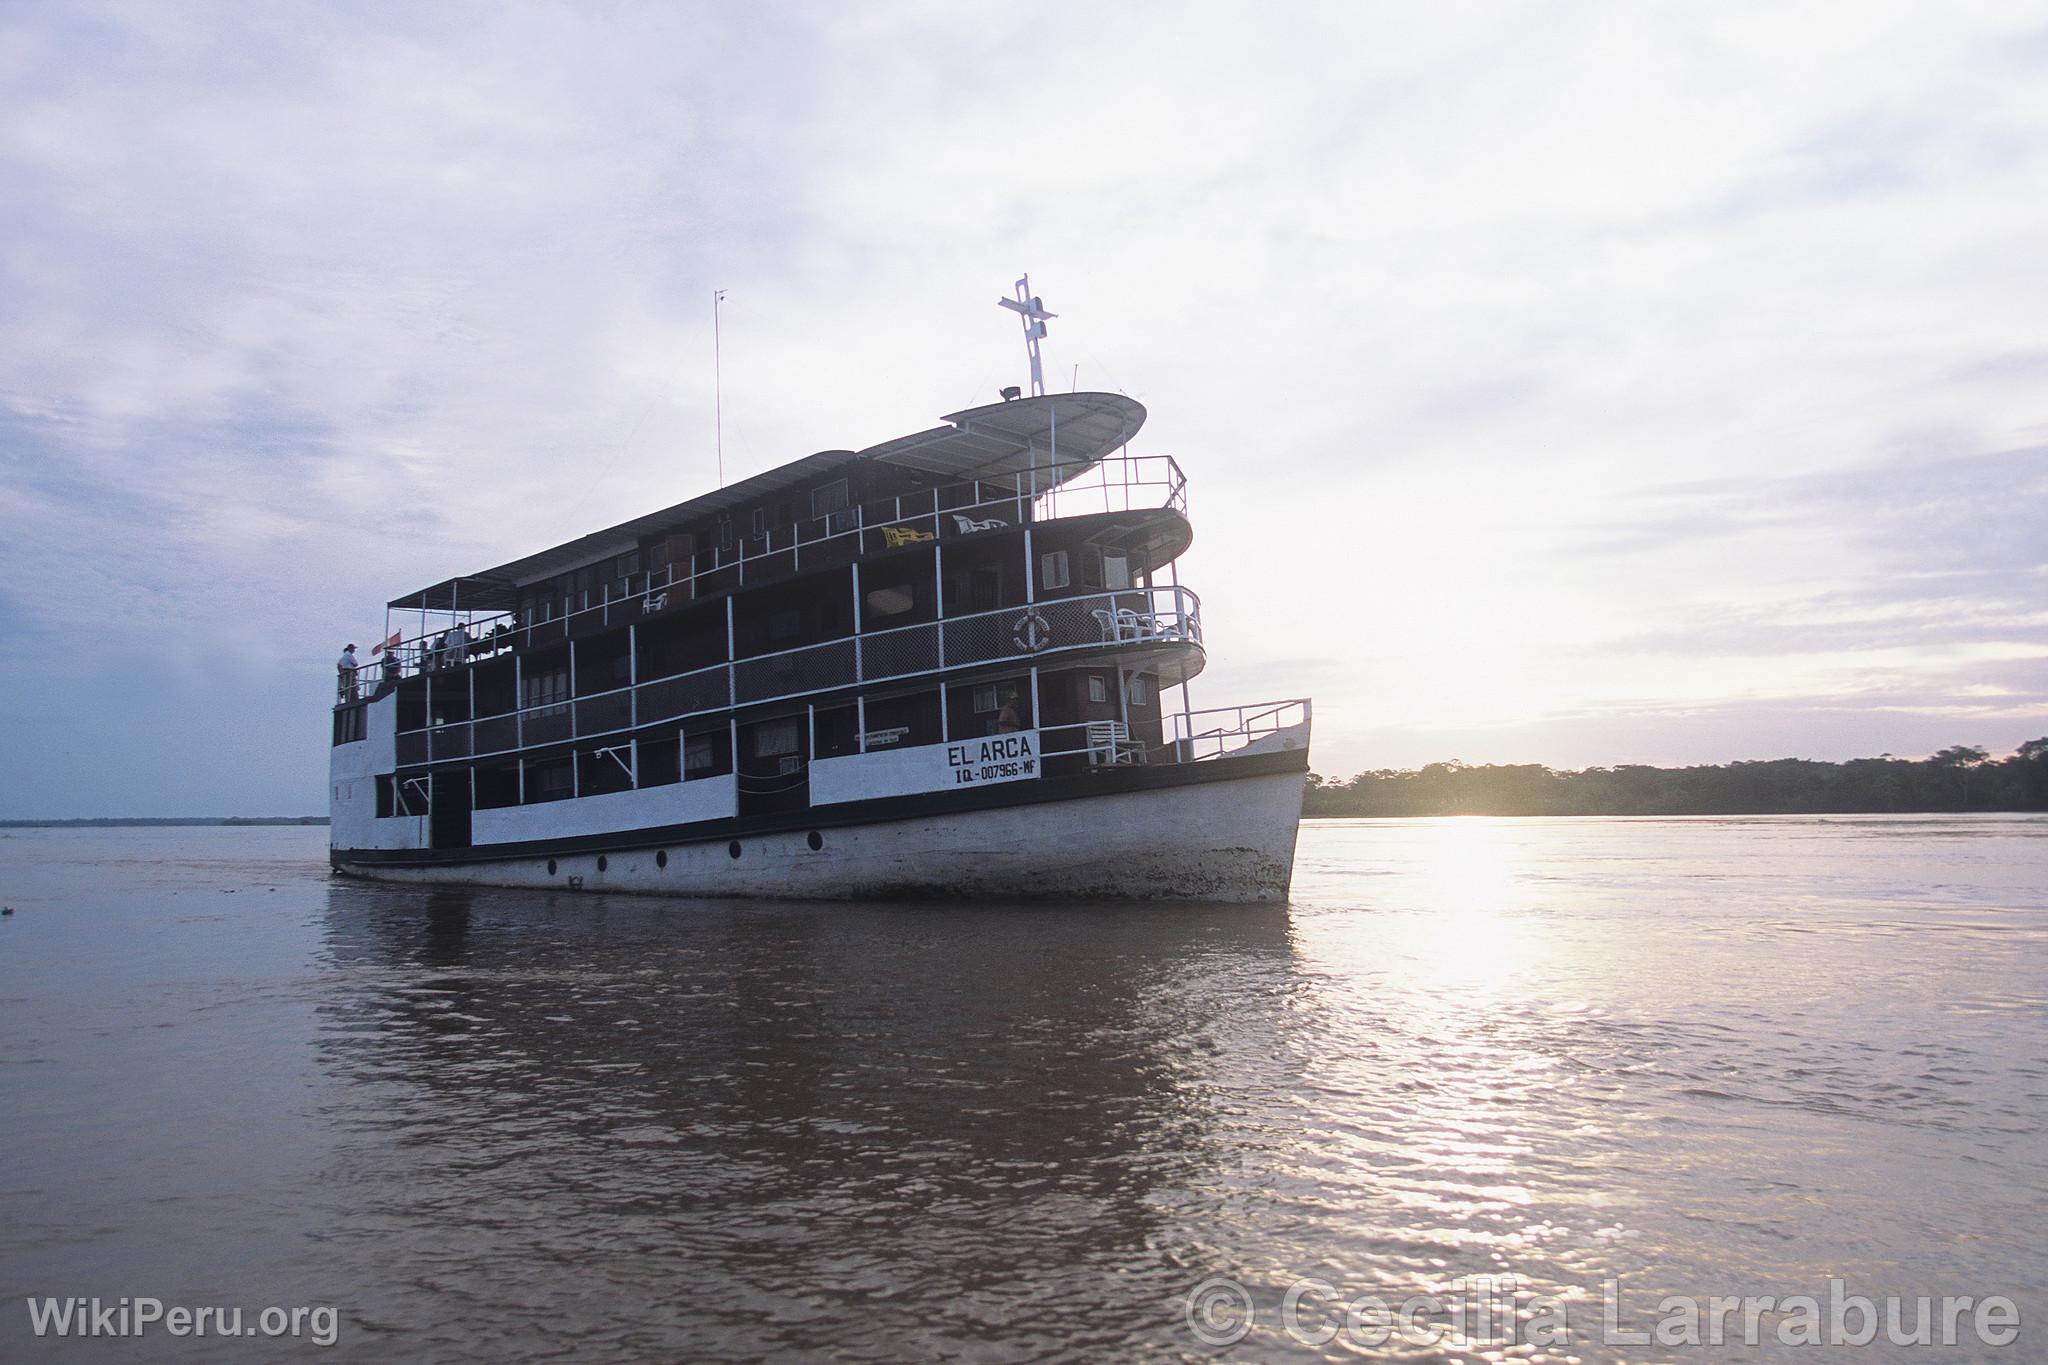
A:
329;382;1310;900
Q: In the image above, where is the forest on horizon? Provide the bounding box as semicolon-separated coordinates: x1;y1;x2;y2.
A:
1305;739;2048;817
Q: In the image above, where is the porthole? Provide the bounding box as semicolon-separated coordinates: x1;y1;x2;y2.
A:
806;830;823;851
547;858;558;876
656;850;668;869
728;840;742;859
597;855;608;873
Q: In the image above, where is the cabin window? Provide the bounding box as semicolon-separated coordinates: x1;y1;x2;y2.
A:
1079;548;1101;589
523;668;569;716
332;705;366;746
972;567;1001;611
752;719;801;758
685;738;715;775
1040;550;1070;590
865;585;915;619
1103;553;1130;590
811;478;852;532
973;685;998;714
1087;674;1108;704
752;508;769;539
657;532;694;573
1130;674;1153;705
525;758;574;804
718;515;734;551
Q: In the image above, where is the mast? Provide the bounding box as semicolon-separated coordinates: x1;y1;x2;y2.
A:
713;288;727;487
996;276;1056;398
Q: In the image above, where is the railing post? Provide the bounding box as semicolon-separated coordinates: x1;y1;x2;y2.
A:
934;542;946;669
851;561;863;682
725;596;736;707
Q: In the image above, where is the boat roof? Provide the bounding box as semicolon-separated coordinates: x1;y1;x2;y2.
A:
390;392;1146;612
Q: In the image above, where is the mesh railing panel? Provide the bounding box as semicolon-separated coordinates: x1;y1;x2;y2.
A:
430;724;472;761
472;715;518;756
575;691;631;737
734;639;857;703
522;708;571;747
939;594;1152;666
636;667;730;723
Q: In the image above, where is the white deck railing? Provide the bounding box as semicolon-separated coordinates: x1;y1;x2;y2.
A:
381;585;1206;767
365;453;1188;684
1167;699;1314;763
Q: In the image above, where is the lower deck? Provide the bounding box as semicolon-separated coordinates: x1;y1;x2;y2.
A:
332;746;1309;903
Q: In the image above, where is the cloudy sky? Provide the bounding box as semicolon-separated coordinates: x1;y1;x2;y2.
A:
3;1;2045;816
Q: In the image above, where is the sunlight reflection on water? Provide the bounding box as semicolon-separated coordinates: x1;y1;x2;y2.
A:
1;816;2043;1361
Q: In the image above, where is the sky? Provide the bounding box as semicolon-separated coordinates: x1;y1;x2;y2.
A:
2;0;2045;816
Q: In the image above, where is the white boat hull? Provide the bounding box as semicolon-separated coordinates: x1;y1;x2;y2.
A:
333;767;1305;903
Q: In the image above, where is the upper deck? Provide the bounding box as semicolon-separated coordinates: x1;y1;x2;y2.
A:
368;392;1184;682
392;391;1146;613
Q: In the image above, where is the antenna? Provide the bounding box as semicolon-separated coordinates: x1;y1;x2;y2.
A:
713;288;727;487
996;275;1056;398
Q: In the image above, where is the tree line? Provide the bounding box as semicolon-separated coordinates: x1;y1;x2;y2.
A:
1304;740;2048;817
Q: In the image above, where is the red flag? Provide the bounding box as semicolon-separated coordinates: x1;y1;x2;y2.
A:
371;632;402;656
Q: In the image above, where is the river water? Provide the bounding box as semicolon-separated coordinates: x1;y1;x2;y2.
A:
1;816;2043;1361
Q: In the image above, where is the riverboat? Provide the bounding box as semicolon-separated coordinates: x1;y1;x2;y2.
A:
328;290;1310;899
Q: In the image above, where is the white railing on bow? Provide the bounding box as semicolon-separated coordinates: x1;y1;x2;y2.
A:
1167;699;1313;763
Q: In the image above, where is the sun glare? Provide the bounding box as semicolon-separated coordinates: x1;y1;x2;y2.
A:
1412;818;1525;986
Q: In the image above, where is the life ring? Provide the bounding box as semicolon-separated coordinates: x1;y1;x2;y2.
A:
1011;609;1052;652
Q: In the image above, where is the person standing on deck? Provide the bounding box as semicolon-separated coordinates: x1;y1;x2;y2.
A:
337;644;360;702
375;645;402;698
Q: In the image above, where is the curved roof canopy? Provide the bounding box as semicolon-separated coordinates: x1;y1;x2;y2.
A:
390;392;1148;612
862;391;1145;483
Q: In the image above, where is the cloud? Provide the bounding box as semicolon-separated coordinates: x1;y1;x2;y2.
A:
1;1;2046;810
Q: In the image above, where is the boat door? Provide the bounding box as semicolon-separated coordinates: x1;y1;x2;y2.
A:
430;770;472;849
737;714;810;819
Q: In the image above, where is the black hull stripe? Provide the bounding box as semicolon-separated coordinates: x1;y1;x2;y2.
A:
332;747;1306;868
